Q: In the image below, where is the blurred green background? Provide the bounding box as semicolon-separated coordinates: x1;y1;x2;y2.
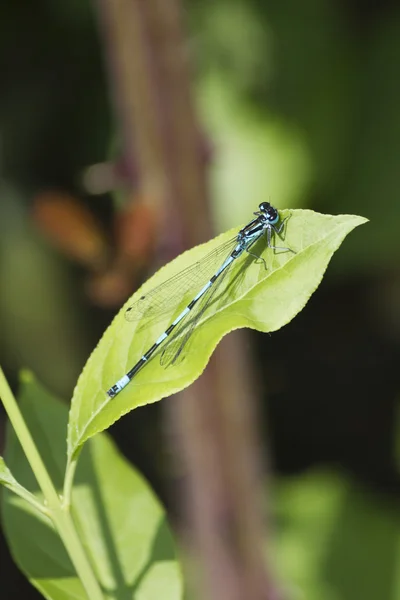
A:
0;1;400;599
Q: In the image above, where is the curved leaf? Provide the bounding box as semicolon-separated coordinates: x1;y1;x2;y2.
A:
68;209;367;458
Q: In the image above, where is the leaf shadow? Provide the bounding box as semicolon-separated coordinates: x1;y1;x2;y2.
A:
74;442;178;599
150;234;290;365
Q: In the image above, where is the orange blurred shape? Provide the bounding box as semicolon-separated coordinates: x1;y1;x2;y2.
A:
33;191;109;270
115;200;157;264
86;268;137;308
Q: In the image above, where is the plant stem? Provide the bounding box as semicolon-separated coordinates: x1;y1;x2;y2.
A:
0;367;104;600
63;455;79;509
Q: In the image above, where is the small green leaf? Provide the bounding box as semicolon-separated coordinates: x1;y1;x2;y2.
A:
0;455;47;514
2;376;182;600
0;456;19;490
69;209;367;457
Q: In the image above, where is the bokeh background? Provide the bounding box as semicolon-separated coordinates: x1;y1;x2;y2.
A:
1;1;400;598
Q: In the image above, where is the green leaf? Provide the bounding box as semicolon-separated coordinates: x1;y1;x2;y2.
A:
0;455;47;514
0;456;20;490
198;73;312;224
274;470;400;600
1;376;182;600
69;209;367;458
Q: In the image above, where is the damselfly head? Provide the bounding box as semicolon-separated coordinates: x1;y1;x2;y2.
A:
256;202;279;225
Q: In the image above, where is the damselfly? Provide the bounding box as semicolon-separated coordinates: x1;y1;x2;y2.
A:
107;202;294;399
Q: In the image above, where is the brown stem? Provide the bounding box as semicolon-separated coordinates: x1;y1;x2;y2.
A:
94;1;281;598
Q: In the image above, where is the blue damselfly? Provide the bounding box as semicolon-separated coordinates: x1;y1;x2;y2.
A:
107;202;294;399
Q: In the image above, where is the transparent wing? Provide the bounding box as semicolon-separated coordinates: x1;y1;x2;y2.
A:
159;261;233;367
125;236;237;322
159;222;295;367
